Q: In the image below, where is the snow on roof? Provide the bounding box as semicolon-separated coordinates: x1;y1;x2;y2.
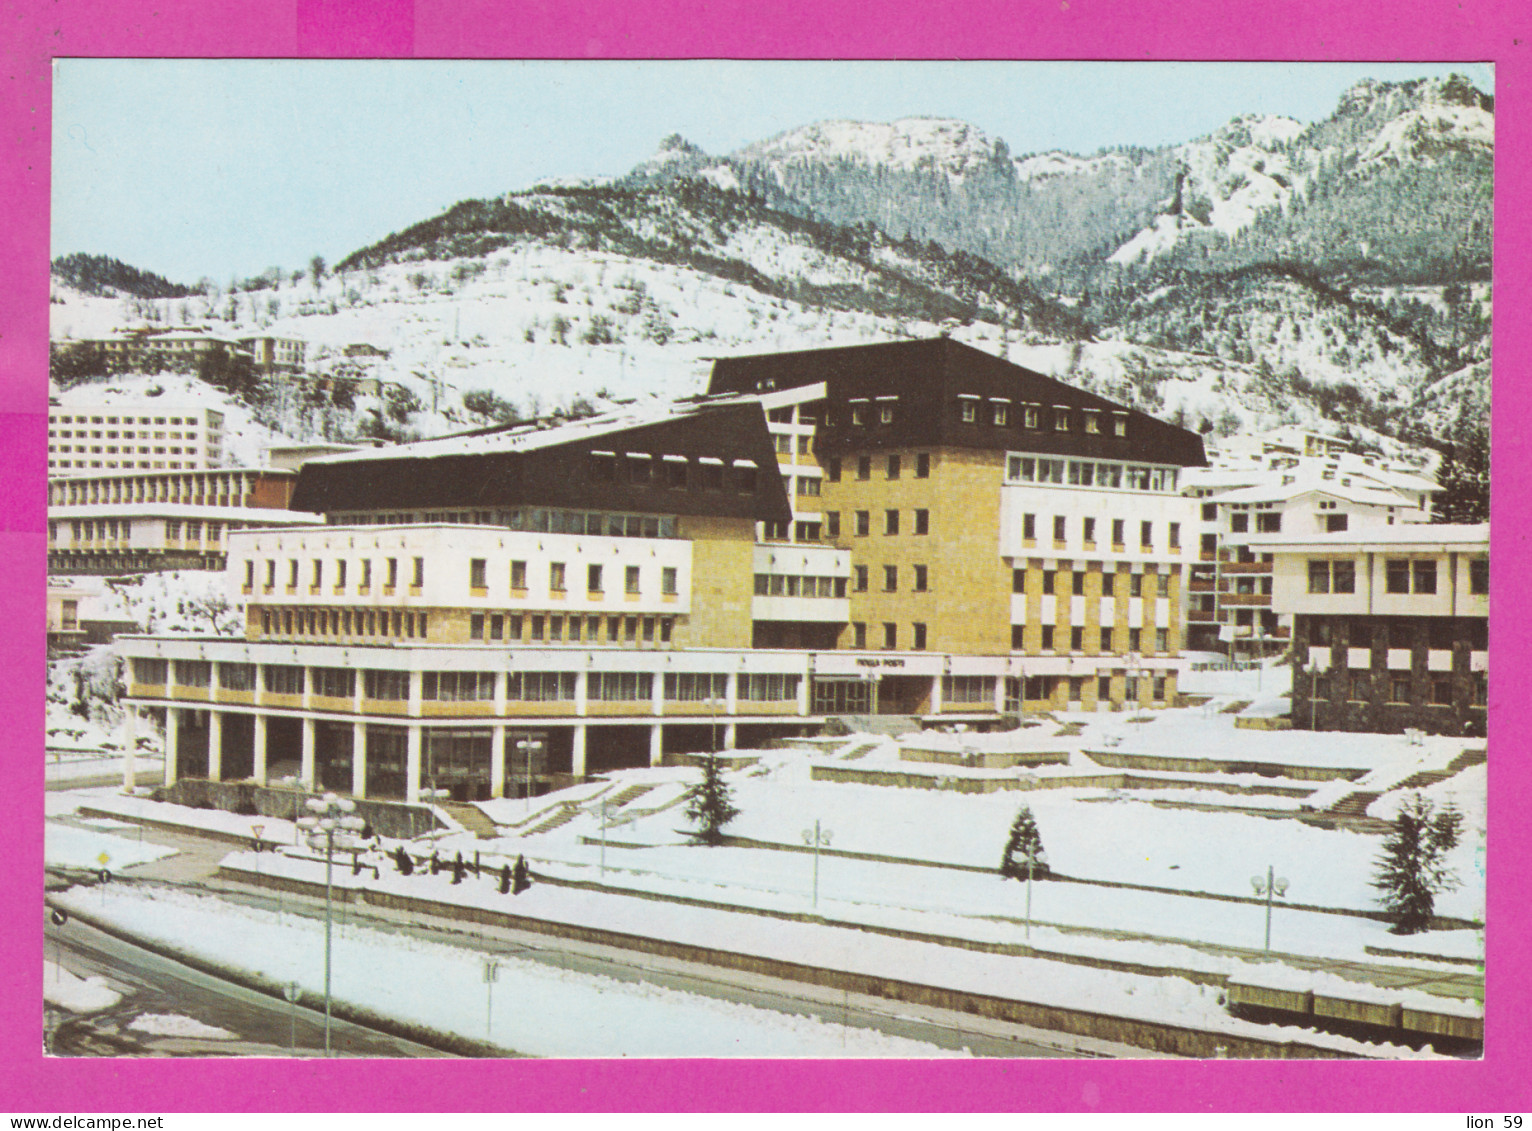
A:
1207;479;1418;508
303;399;738;466
49;503;322;524
1246;523;1488;552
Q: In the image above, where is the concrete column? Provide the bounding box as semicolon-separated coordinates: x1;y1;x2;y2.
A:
408;670;423;718
652;670;665;717
405;725;423;804
930;674;944;713
571;724;588;777
993;674;1006;714
725;671;739;715
490;725;506;799
352;721;367;798
575;669;589;717
207;711;223;781
121;706;137;793
300;717;316;787
649;723;664;767
252;713;268;785
797;665;811;716
164;706;180;786
724;722;737;750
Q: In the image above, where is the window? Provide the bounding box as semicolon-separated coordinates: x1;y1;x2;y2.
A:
914;565;928;592
825;457;841;482
412;557;424;587
887;454;901;479
1070;626;1084;651
1332;560;1356;594
490;614;504;640
1130;573;1143;598
1129;628;1141;653
334;560;348;589
1100;627;1113;651
1390;675;1412;703
1229;513;1249;534
851;405;866;427
885;510;900;536
1112;414;1128;438
857;456;871;480
915;453;930;478
1156;628;1169;653
423;671;495;701
243;560;255;590
588;563;603;592
1072;570;1086;596
662;567;678;595
1326;513;1350;533
855;511;870;536
548;562;566;592
1169;522;1181;550
364;670;411;700
854;565;869;592
589;672;655;701
1083;517;1096;544
1083;411;1100;434
1042;570;1056;595
908;622;927;651
665;673;728;701
511;560;527;590
263;665;304;695
1112;519;1125;546
1431;676;1454;706
469;558;487;589
852;622;867;649
1040;625;1055;651
1053;515;1066;542
795;477;821;497
1386;559;1411;594
992;403;1008;426
1470;558;1489;595
734;463;758;493
825;512;841;537
960;400;977;423
1256;512;1282;534
1012;568;1026;594
360;559;372;589
1054;409;1069;431
910;508;930;536
471;614;485;640
943;675;993;703
739;673;802;701
1011;625;1026;649
506;672;578;702
882;623;898;649
1413;560;1438;594
626;565;641;594
883;565;898;592
218;662;256;691
1022;513;1036;541
1140;521;1153;549
386;558;397;589
312;667;356;699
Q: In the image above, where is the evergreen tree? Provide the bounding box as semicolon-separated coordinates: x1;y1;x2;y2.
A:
683;753;740;846
1372;794;1464;934
512;854;532;894
1434;418;1490;523
999;805;1050;880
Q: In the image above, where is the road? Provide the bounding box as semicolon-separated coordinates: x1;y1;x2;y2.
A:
44;909;458;1058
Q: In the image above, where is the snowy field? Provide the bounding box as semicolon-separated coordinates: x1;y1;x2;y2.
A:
50;886;960;1058
44;823;176;871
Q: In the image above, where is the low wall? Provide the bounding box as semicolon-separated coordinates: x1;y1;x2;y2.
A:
1234;716;1293;731
218;862;1356;1060
150;781;444;840
1083;750;1366;782
899;747;1072;770
1228;981;1480;1044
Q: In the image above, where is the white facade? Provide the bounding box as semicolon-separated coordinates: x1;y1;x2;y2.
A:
48;402;225;476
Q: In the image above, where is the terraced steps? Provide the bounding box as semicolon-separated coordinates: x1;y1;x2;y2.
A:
439;801;500;840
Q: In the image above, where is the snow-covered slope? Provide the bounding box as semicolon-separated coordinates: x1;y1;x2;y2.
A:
736;117;1013;182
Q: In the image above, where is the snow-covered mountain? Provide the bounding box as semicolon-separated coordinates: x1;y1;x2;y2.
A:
49;74;1490;467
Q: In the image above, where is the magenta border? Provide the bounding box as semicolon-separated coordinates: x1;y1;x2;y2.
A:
5;0;1527;1113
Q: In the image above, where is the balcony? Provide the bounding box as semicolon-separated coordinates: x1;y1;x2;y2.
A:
1219;593;1272;607
1219;560;1273;575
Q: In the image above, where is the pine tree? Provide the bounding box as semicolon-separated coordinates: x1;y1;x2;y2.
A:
683;753;740;846
1372;794;1464;934
1434;418;1489;523
999;805;1050;880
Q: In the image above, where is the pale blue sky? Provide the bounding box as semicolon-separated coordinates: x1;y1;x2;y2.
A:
51;59;1493;284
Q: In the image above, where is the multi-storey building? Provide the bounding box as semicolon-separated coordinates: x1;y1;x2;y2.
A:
710;338;1207;713
116;339;1208;805
1249;524;1488;735
237;335;307;373
48;401;224;476
47;504;323;574
49;468;297;511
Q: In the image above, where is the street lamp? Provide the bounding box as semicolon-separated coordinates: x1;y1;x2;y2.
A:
703;694;723;754
297;791;365;1057
598;799;610;879
481;957;500;1045
282;980;301;1055
515;736;544;809
801;820;833;910
1250;866;1290;951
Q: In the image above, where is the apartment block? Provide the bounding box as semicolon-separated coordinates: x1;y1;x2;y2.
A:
48;401;225;476
1249;524;1487;735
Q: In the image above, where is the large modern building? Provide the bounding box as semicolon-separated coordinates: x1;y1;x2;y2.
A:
48;401;225;476
1249;524;1488;735
116;339;1209;804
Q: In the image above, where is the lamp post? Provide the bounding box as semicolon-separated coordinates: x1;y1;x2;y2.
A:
282;980;301;1055
801;820;833;909
1250;866;1289;951
297;791;365;1057
278;774;306;845
598;799;610;879
515;736;544;809
481;957;500;1045
704;693;723;754
1024;841;1039;942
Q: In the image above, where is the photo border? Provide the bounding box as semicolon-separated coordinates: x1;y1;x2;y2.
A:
4;0;1527;1112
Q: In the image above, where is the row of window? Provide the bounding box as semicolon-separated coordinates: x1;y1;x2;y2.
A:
246;556;426;593
1012;566;1169;598
53;475;261;506
1307;672;1486;707
1306;616;1488;651
469;611;676;646
1019;514;1181;551
493;559;678;597
257;607;431;640
50;414;208;426
50;460;205;471
1307;558;1489;596
826;509;931;538
328;509;681;540
825;452;932;482
1009;625;1171;653
1005;456;1177;493
138;659;798;704
753;574;849;598
851;564;929;593
588;452;758;494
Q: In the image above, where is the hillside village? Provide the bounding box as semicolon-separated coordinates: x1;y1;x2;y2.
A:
44;74;1490;1060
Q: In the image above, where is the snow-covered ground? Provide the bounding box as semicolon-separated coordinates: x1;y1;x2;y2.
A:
44;823;177;871
43;961;123;1014
50;885;961;1058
